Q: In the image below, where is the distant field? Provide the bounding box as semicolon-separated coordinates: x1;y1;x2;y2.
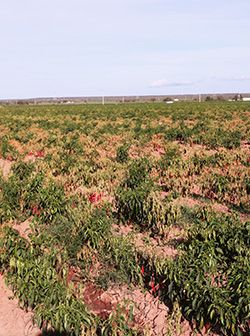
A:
0;102;249;335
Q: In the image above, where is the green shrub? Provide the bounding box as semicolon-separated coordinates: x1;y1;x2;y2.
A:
103;236;142;284
37;181;67;222
0;136;18;160
0;162;35;222
158;213;250;335
115;158;176;232
165;124;193;142
158;145;180;170
124;158;151;189
116;144;130;163
12;161;35;180
0;227;96;336
80;206;111;249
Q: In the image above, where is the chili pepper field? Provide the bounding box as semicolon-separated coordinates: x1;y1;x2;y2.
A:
0;102;249;336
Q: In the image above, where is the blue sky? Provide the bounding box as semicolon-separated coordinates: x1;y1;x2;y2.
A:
0;0;250;99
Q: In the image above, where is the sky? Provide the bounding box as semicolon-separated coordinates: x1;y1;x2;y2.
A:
0;0;250;99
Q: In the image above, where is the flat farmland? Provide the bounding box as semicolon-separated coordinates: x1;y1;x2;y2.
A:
0;102;249;336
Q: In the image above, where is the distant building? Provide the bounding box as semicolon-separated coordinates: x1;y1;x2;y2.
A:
233;94;250;102
234;94;243;101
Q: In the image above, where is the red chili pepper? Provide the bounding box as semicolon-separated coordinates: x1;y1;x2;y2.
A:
35;150;45;158
204;323;211;333
88;193;96;203
141;265;145;275
32;206;41;216
150;273;157;293
88;193;102;204
150;281;156;293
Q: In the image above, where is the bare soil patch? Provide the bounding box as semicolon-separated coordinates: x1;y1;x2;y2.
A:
0;274;41;336
132;232;179;259
83;282;170;336
12;218;33;241
24;154;37;163
240;140;250;150
0;158;12;178
173;196;202;208
106;284;169;336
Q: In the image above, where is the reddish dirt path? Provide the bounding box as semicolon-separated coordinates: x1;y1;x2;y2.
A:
0;274;41;336
0;158;12;178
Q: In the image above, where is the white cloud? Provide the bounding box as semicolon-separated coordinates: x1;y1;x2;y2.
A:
150;79;196;88
150;79;168;87
225;76;250;82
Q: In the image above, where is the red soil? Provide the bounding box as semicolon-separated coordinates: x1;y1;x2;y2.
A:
0;158;12;178
12;218;33;241
0;274;41;336
83;282;170;335
112;224;181;259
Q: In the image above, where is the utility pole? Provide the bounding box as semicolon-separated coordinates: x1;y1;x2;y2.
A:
102;96;105;105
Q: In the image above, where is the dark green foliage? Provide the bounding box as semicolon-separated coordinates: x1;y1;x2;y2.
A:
116;158;153;226
158;213;250;335
202;129;242;149
210;174;230;194
103;236;142;284
221;130;242;149
191;153;224;173
116;144;130;163
124;158;151;189
0;227;95;336
0;162;35;222
165;124;192;142
158;146;180;170
116;185;152;226
37;181;67;222
80;207;111;249
245;177;250;195
0;136;18;159
12;161;35;180
24;172;45;208
45;215;81;260
62;135;83;155
115;158;173;232
0;162;67;224
0;175;21;221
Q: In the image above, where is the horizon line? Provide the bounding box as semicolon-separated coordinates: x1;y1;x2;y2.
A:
1;91;250;102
